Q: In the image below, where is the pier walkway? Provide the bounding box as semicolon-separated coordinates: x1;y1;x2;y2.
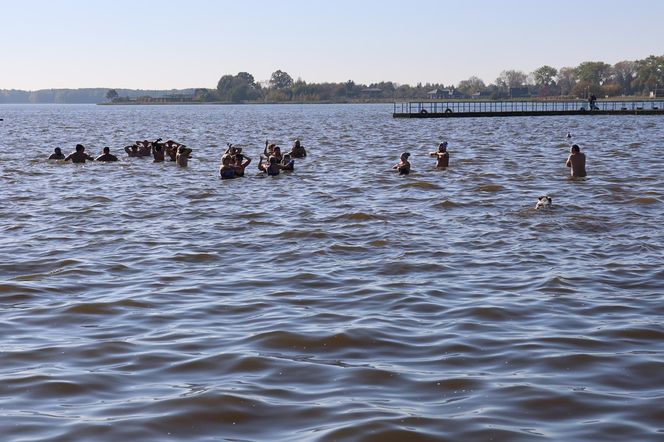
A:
393;100;664;118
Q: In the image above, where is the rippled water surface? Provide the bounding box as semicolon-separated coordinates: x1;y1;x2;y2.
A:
1;104;663;441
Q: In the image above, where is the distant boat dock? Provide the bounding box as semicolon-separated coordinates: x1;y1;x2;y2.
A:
393;100;664;118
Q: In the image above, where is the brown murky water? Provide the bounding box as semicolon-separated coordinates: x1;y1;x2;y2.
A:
1;104;663;441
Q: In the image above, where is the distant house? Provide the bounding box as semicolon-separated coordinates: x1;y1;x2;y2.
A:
158;94;195;102
427;88;464;99
471;91;491;99
650;88;664;98
509;87;530;98
362;88;383;98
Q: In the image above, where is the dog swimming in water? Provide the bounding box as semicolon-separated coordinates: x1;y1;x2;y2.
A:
535;195;552;209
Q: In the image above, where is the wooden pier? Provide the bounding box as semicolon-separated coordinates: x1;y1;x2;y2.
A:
393;100;664;118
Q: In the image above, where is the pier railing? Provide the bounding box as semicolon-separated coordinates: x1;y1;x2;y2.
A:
394;100;664;115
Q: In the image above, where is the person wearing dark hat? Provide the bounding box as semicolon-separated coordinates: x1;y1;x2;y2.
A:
64;144;94;163
48;147;65;160
430;142;449;168
392;152;411;175
95;146;119;162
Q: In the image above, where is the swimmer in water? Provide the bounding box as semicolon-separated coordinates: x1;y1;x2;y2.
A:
289;139;307;158
95;146;119;162
219;154;236;179
176;145;192;167
392;152;411;175
48;147;65;160
135;140;152;157
164;140;182;161
233;153;252;177
152;142;165;162
64;144;95;163
264;141;283;162
124;144;141;157
566;144;587;177
258;155;281;176
429;142;449;168
281;153;295;171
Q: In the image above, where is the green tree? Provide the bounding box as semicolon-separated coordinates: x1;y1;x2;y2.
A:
575;61;611;86
105;89;119;101
611;60;636;95
269;70;294;90
217;75;235;98
557;67;577;96
532;65;558;86
457;76;485;95
496;70;527;89
236;72;255;86
633;55;664;94
216;72;260;102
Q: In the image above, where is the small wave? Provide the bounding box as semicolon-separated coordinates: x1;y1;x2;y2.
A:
401;181;442;190
474;184;503;192
629;196;660;205
433;200;460;208
368;239;388;247
168;252;219;263
335;212;382;222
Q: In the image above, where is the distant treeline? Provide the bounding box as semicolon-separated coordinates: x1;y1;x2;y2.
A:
0;88;196;104
3;54;663;104
201;55;664;102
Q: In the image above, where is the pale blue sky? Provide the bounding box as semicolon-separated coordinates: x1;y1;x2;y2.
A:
2;0;663;90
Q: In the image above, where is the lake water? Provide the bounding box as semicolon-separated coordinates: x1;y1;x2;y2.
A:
1;104;663;441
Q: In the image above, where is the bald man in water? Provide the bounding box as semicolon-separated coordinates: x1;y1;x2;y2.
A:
566;144;587;177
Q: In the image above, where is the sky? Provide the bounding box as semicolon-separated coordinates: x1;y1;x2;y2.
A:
2;0;664;90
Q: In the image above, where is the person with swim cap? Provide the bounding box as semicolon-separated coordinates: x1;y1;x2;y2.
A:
430;142;450;168
95;146;119;162
64;144;94;163
48;147;65;160
392;152;411;175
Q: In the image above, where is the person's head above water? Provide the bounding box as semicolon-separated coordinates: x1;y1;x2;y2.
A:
103;147;110;154
439;142;448;152
75;144;85;152
400;152;410;160
293;139;301;148
54;147;62;154
571;144;580;153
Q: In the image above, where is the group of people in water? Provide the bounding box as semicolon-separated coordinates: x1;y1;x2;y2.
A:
219;139;306;179
392;141;451;175
391;137;586;178
47;138;308;178
48;139;193;166
48;134;586;181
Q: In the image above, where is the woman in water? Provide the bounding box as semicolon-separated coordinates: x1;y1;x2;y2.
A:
219;154;236;179
258;155;281;176
392;152;411;175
